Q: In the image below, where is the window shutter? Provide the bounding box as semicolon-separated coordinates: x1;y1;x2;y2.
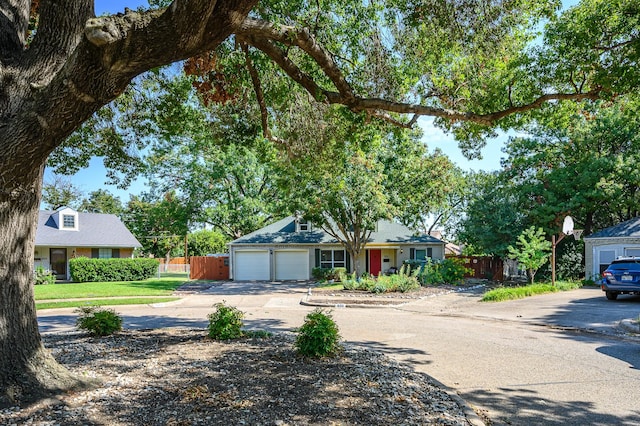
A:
427;248;433;258
112;249;120;258
365;250;369;272
315;249;320;268
91;248;99;258
346;251;351;272
410;248;415;260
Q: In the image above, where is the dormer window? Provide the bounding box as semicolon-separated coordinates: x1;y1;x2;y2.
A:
296;218;311;232
62;215;75;229
55;207;78;231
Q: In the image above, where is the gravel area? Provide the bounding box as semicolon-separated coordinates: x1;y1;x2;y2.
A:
2;329;473;425
306;284;486;306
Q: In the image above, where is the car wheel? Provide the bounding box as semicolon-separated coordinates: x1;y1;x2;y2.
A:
605;291;618;300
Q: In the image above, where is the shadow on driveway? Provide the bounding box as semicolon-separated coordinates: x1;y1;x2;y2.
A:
346;339;433;367
39;314;292;335
461;386;640;426
185;280;313;296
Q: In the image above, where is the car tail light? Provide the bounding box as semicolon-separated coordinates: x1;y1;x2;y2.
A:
603;271;614;279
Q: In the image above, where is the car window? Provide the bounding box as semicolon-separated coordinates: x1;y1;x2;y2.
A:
609;262;640;270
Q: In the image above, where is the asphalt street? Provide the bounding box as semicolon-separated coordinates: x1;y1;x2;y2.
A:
38;284;640;425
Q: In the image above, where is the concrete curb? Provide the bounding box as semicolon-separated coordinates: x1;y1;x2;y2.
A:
425;375;487;426
617;319;640;335
148;298;185;308
300;295;411;309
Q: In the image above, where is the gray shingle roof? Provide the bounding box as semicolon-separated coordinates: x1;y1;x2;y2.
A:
230;216;443;245
35;211;142;248
586;217;640;239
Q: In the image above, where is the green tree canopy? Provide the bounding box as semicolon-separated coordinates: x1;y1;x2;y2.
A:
501;95;640;236
123;192;191;261
78;189;124;215
188;229;229;256
457;172;525;257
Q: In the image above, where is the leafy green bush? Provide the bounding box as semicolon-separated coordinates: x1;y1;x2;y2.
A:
34;266;55;285
392;267;421;292
555;241;585;281
370;281;389;293
340;266;420;293
207;302;245;340
412;258;471;286
402;259;424;274
414;259;444;285
582;275;600;286
75;306;122;336
312;267;347;281
440;258;472;285
244;330;272;339
69;257;159;282
342;272;359;290
295;309;341;357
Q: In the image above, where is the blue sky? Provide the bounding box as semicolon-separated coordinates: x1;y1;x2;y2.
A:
46;0;577;201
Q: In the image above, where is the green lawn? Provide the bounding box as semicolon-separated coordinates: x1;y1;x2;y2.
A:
36;297;181;310
481;281;583;302
34;273;189;300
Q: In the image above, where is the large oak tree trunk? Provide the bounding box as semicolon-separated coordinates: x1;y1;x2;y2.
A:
0;0;256;406
0;165;88;407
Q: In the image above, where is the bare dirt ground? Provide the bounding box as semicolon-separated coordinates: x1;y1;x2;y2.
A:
2;329;474;425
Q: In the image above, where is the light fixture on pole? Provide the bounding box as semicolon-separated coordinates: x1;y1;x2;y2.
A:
551;216;583;286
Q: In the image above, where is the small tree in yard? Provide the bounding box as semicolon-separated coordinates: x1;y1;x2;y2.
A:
508;226;552;284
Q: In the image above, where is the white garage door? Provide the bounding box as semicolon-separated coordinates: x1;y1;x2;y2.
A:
275;250;309;281
234;250;270;281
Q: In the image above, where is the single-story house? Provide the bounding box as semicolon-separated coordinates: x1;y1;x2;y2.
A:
584;217;640;279
228;216;445;281
35;207;142;280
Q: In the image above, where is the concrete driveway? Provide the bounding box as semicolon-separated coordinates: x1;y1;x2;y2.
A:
38;283;640;425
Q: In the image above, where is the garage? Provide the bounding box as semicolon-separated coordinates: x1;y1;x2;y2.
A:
275;250;309;280
233;250;270;281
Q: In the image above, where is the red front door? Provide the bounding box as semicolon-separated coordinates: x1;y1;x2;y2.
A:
369;249;382;276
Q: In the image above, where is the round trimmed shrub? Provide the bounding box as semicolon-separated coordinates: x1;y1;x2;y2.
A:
207;302;244;340
75;306;122;336
295;309;341;357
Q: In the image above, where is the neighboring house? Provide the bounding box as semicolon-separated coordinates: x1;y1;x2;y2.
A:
35;207;142;280
429;230;462;256
584;217;640;279
228;216;445;281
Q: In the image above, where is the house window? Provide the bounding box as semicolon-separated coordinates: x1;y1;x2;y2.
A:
298;219;311;232
625;248;640;257
413;248;433;261
99;248;112;259
62;215;75;228
320;249;345;268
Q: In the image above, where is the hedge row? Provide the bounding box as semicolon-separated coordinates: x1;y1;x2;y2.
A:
311;267;347;281
69;257;159;282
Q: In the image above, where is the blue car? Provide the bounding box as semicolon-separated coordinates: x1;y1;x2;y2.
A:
601;257;640;300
